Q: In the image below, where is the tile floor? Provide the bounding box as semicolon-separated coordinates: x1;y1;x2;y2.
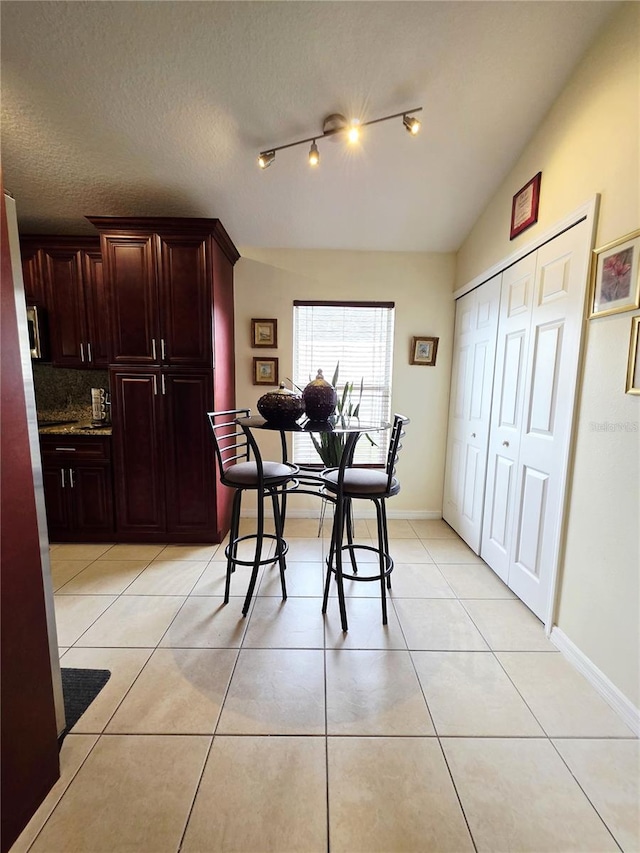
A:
11;518;639;853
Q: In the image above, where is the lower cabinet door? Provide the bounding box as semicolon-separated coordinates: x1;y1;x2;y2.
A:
71;464;114;536
42;465;73;540
163;371;216;537
111;369;166;535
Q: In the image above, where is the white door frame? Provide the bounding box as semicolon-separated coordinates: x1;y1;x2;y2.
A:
454;195;600;634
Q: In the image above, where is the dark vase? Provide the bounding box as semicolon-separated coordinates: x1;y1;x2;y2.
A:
257;383;305;426
302;369;337;421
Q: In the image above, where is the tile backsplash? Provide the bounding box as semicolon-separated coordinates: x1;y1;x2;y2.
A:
33;364;109;421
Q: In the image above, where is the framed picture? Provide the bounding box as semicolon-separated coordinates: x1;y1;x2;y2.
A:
510;172;542;240
410;336;439;366
626;315;640;395
251;318;277;348
589;229;640;319
253;357;279;385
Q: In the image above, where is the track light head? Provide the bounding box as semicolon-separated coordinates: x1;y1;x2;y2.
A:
403;114;421;135
258;150;276;169
309;140;319;167
347;119;360;144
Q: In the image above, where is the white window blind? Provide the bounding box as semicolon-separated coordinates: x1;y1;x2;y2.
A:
293;301;395;464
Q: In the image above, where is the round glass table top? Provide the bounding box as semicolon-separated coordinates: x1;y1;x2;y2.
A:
236;414;390;434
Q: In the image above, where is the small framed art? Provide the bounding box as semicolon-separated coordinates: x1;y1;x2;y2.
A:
253;357;279;385
626;315;640;395
410;336;439;366
251;318;277;348
510;172;541;240
589;229;640;319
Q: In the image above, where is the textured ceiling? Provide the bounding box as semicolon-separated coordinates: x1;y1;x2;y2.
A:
1;1;616;251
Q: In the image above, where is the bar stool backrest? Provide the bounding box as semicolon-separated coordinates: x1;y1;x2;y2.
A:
384;414;410;493
207;409;255;483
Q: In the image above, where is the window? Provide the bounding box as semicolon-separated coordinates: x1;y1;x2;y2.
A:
293;301;395;464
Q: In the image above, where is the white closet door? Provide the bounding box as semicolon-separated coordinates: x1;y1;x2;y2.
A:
508;221;590;619
481;220;590;619
481;254;536;581
443;274;501;552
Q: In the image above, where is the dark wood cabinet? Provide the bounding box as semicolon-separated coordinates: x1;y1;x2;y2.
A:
110;368;219;541
40;435;114;541
20;237;109;368
88;217;238;370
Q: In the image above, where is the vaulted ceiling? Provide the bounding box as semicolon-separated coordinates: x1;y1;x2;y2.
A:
1;1;616;251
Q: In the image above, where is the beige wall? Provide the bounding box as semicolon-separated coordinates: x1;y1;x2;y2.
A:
234;248;456;516
456;3;640;707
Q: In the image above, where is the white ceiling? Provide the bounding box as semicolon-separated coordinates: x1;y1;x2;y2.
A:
1;1;616;252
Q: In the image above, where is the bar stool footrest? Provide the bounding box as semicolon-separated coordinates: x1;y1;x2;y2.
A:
327;543;393;582
225;533;289;567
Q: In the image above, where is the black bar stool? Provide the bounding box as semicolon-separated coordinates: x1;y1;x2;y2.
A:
321;414;409;631
207;409;299;616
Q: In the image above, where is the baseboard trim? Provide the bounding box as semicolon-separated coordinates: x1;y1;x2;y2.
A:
240;509;443;521
550;627;640;736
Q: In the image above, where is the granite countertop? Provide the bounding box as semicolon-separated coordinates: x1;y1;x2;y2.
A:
37;407;112;436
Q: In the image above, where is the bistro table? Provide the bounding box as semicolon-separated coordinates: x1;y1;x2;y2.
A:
235;414;391;630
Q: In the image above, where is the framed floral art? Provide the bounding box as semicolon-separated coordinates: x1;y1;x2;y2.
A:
589;229;640;319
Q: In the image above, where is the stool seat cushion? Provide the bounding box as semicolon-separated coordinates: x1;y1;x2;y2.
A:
223;460;297;486
322;468;399;496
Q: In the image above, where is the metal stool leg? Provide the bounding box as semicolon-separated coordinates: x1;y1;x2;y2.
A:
271;487;287;601
225;488;242;603
374;498;388;625
242;487;264;616
380;499;392;590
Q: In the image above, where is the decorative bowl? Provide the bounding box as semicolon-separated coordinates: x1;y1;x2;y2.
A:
302;369;337;420
257;383;305;426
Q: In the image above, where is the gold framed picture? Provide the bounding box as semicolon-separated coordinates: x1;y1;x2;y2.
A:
626;315;640;395
410;336;439;366
251;318;277;348
253;357;279;386
589;229;640;319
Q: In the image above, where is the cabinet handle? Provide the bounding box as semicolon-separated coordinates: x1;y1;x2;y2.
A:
60;468;65;488
87;341;92;362
55;447;77;452
80;342;85;362
502;440;510;447
161;374;166;395
161;338;166;360
152;338;157;360
69;469;75;488
153;375;158;395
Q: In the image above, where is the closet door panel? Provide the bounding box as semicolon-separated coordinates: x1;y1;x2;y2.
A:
481;254;536;578
508;221;590;619
443;274;501;551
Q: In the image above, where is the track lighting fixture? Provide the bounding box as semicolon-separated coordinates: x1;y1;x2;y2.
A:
257;107;422;169
257;150;275;169
403;114;421;135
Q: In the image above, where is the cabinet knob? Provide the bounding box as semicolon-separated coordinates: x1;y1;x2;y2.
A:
502;440;510;447
471;432;476;438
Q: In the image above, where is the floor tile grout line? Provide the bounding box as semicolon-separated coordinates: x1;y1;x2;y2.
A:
546;738;626;853
21;733;103;853
175;734;214;853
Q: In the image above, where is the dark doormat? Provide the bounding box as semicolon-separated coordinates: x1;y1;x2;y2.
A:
59;668;111;744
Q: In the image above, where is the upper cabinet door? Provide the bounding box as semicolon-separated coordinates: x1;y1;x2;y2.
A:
82;249;110;367
41;247;88;367
157;235;212;367
102;235;159;364
21;245;46;306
